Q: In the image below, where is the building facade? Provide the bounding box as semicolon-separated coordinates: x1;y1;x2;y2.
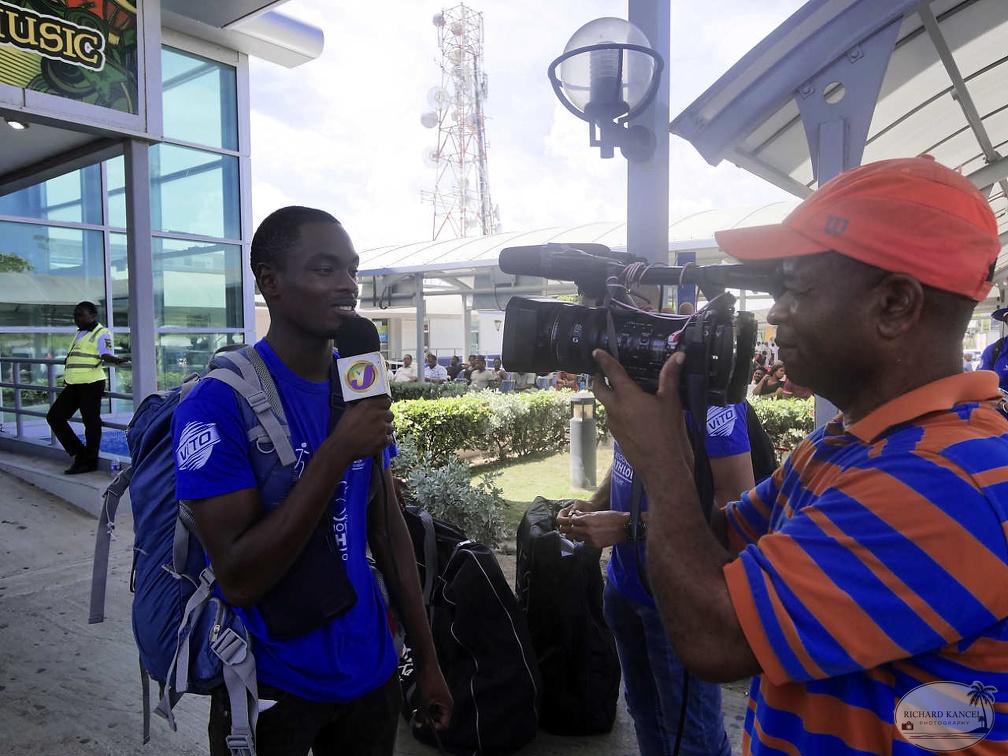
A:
0;1;321;453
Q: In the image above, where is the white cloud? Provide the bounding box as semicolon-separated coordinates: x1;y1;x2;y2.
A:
249;0;805;251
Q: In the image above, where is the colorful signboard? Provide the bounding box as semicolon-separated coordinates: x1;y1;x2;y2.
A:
0;0;139;113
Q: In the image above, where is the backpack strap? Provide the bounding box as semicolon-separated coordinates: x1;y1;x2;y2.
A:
416;508;438;607
157;568;259;755
205;347;297;467
88;465;134;624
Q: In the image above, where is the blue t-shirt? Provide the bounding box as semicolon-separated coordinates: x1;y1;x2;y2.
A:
979;339;1008;392
171;341;397;703
607;402;751;607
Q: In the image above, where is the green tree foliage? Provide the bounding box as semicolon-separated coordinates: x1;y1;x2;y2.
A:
0;252;33;272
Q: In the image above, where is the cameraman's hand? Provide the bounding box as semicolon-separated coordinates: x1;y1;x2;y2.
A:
592;350;692;489
330;396;395;461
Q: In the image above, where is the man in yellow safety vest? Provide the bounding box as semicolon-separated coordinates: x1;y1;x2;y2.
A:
46;301;128;474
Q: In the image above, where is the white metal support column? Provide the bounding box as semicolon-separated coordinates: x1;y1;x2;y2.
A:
123;139;157;399
627;0;670;265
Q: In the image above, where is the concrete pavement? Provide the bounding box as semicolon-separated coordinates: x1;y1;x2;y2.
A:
0;453;748;754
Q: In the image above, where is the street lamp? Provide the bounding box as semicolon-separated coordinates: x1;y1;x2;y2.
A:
548;17;664;161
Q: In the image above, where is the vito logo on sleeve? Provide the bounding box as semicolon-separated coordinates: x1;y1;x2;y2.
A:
175;421;221;471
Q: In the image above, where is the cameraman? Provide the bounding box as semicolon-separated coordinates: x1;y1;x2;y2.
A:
592;157;1008;753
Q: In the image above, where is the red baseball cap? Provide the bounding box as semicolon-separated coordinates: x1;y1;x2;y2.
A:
714;156;1001;301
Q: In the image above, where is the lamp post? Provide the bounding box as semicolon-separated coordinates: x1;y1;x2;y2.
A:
569;391;597;489
548;17;664;162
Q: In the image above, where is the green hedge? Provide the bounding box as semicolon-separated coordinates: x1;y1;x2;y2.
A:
389;381;468;401
749;395;815;452
392;389;608;466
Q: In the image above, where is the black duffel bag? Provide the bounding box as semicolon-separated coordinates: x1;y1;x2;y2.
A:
399;505;541;755
515;496;621;735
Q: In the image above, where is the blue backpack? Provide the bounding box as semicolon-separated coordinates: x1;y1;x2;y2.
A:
88;346;298;756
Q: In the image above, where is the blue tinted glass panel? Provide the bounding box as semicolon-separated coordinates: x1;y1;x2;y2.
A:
0;221;105;329
151;144;240;239
162;47;238;150
107;156;126;229
153;238;243;329
0;164;102;224
110;232;129;328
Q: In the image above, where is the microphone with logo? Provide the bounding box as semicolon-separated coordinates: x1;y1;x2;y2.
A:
334;317;391;405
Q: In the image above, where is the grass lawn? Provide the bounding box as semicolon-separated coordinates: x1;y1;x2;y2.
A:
472;441;615;537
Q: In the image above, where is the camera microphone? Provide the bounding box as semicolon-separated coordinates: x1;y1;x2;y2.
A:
498;243;644;282
334;317;390;403
676;263;781;295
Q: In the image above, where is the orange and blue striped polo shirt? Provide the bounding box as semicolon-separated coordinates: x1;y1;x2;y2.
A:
724;371;1008;754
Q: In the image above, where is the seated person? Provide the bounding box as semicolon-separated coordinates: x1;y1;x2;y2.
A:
424;353;448;384
491;357;509;383
468;355;496;390
446;355;463;381
781;376;812;399
749;366;767;396
555;370;580;390
393;353;418;382
754;361;786;398
463;354;478;383
513;371;538;391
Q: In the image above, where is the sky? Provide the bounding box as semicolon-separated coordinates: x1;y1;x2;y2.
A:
247;0;808;252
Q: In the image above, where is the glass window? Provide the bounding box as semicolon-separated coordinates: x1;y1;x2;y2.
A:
151;144;240;239
0;164;103;224
110;233;129;328
153;238;243;329
107;156;126;230
155;332;246;389
0;222;105;329
162;47;238;151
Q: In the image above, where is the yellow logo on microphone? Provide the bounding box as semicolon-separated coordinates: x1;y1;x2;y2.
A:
344;360;379;393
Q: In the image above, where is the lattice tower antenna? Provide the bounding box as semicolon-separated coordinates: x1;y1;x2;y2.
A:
421;5;499;240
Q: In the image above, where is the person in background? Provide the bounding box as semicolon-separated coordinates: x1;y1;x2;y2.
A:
594;156;1008;754
468;355;496;390
753;361;786;398
424;353;448;384
462;354;477;383
393;354;418;382
172;205;451;755
979;307;1008;391
963;352;975;372
748;366;767;397
555;370;580;390
46;300;129;475
446;355;463;382
513;371;538;391
492;357;509;383
780;374;813;399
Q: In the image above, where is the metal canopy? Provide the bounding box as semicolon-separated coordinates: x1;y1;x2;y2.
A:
670;0;1008;307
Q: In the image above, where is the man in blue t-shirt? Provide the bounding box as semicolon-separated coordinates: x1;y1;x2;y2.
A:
559;403;753;755
172;206;451;756
979;306;1008;392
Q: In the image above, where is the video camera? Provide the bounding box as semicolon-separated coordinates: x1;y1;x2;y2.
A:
498;243;781;406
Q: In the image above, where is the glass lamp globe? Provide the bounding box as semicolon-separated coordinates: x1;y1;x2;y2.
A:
557;17;657;122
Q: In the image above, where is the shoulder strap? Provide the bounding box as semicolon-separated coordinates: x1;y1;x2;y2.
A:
205;346;297;467
993;337;1005;364
88;465;134;624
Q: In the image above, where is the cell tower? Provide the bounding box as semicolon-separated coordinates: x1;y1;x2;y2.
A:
421;5;499;240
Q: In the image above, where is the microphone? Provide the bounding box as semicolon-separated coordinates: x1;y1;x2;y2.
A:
677;264;782;295
334;317;390;402
498;243;644;281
